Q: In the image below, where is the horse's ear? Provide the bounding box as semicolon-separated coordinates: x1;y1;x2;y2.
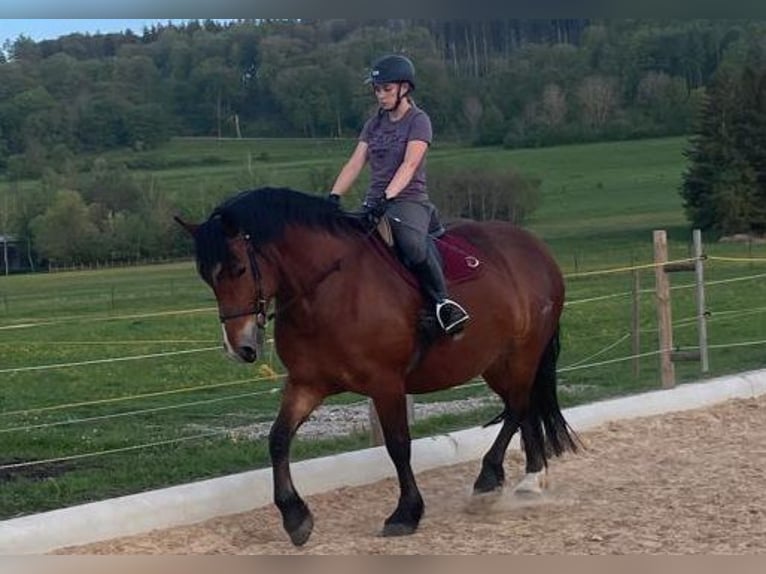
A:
174;215;198;236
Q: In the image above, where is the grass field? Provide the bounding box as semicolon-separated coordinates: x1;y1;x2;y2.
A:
1;136;765;519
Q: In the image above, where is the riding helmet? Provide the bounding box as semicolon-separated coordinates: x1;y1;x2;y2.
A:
367;54;416;90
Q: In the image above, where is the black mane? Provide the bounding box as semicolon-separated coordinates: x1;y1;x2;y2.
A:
192;187;361;283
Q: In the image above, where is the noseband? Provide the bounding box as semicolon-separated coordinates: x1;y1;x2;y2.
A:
218;234;268;332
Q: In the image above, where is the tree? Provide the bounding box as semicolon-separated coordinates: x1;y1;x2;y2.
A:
634;70;702;136
112;55;162;104
7;35;41;63
81;158;142;213
476;102;506;145
429;166;541;223
38;52;87;100
30;190;100;264
681;37;766;236
272;65;327;136
189;56;240;137
735;40;766;233
74;93;129;150
541;83;567;128
462;95;483;142
123;103;172;149
0;124;7;168
576;75;618;130
4;180;48;246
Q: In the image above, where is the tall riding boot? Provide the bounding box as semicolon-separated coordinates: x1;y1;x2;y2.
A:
410;242;470;335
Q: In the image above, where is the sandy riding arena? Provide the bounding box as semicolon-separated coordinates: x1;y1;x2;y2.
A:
59;395;765;554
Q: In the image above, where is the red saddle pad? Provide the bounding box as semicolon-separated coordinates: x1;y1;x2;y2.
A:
436;232;483;285
369;230;484;288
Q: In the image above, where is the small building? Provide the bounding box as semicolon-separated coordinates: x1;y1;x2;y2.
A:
0;234;34;273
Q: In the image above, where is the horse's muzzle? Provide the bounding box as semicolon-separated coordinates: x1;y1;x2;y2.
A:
221;319;264;364
235;345;257;363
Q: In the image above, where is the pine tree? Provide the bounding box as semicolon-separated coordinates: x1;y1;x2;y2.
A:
681;38;766;236
681;66;739;234
736;41;766;233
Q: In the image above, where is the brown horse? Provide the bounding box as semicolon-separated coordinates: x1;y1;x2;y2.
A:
177;186;578;546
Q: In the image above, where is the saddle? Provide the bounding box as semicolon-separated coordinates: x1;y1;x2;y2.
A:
372;216;484;287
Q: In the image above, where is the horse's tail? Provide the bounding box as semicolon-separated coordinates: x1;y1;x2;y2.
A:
528;326;581;462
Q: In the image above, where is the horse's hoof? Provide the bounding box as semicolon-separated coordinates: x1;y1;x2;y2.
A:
513;471;547;497
288;513;314;547
473;464;505;494
473;480;504;495
382;522;417;537
472;485;503;498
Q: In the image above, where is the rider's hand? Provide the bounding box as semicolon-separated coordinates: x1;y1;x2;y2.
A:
327;192;342;205
365;196;389;219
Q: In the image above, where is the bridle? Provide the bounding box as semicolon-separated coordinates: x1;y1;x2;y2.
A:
217;218;374;331
218;233;268;333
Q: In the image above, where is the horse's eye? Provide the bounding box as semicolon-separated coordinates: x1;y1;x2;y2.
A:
234;265;247;278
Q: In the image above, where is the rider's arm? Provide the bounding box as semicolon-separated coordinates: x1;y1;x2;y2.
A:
383;139;428;200
331;141;368;196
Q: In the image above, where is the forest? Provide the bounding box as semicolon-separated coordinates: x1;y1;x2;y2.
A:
1;19;765;267
2;19;760;171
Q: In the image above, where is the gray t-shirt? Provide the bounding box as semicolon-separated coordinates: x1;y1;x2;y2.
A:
359;104;432;203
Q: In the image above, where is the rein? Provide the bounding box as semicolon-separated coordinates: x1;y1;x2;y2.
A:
217;210;390;331
259;214;380;322
217;213;476;331
265;258;342;322
218;227;365;328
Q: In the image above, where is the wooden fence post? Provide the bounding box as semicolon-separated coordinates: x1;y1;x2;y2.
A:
693;229;710;373
653;230;676;388
632;268;641;378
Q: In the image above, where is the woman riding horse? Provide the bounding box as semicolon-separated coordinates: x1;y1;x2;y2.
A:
329;53;469;335
178;185;578;547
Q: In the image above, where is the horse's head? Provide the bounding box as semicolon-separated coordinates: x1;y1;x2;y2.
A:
175;214;276;364
178;187;363;363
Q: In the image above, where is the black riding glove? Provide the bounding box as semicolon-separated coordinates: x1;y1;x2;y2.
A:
365;196;389;219
327;192;341;205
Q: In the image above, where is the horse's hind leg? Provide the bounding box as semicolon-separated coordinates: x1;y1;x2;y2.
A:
473;411;519;494
514;418;548;495
472;358;535;495
515;329;576;496
372;391;425;537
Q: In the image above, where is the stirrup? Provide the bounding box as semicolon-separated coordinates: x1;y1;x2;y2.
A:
435;299;470;335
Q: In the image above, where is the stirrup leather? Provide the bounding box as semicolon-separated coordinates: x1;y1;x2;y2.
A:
435;299;470;334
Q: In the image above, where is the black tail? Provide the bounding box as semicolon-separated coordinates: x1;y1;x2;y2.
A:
527;326;581;463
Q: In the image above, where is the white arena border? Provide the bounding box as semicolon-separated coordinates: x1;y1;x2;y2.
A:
2;368;765;554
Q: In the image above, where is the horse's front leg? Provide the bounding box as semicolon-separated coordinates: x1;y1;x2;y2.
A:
269;380;323;546
372;391;424;537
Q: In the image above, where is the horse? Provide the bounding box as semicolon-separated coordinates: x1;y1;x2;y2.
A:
176;186;578;547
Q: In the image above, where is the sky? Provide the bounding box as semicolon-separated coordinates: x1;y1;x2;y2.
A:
0;19;207;44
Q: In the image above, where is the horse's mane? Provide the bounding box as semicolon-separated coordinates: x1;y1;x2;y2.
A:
192;187;363;282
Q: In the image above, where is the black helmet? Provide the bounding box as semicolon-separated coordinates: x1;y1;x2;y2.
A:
367;54;415;90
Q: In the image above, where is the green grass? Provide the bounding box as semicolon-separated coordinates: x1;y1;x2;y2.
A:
1;135;765;519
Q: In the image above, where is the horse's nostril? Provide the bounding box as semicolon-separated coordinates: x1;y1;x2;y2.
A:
239;346;257;363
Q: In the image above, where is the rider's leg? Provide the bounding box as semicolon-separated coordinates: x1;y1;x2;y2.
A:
411;241;470;335
386;199;430;267
387;201;469;335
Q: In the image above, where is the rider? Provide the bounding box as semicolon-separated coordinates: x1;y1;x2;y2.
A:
328;54;469;336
